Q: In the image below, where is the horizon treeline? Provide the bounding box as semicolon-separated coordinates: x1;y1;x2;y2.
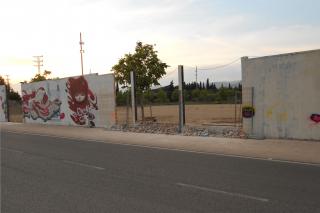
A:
116;79;242;106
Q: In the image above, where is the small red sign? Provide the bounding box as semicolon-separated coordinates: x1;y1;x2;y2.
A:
310;114;320;123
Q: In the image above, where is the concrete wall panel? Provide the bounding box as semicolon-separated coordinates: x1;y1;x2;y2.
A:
242;50;320;140
21;74;115;128
0;85;8;122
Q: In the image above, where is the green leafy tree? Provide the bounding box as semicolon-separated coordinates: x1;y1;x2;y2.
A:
0;75;21;101
171;89;179;102
116;90;129;106
143;89;154;104
112;41;169;120
199;90;209;102
191;89;201;102
8;90;21;101
167;80;174;101
0;76;6;85
219;88;228;102
156;89;168;103
30;70;52;83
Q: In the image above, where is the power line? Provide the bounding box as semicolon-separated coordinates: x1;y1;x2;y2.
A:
165;68;177;77
164;58;241;79
197;58;240;71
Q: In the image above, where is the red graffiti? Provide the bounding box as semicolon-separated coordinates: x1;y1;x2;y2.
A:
22;87;62;121
60;113;65;120
310;114;320;124
66;76;98;126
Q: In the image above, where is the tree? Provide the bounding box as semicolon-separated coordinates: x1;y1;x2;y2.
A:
167;80;174;101
0;76;6;85
0;75;21;101
206;78;210;89
30;70;52;82
115;81;120;94
8;90;21;101
191;89;201;101
199;90;209;102
155;89;168;103
171;89;179;102
212;83;217;91
219;87;232;102
112;41;169;120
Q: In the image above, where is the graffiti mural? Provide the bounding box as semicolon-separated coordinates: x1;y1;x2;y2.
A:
0;85;7;122
66;76;98;126
0;96;6;117
22;87;62;121
310;114;320;124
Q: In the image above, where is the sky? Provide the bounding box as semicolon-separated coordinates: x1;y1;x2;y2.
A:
1;0;320;91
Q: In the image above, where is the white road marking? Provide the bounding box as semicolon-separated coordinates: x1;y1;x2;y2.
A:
176;182;269;203
4;130;320;167
0;147;24;154
62;160;105;170
0;146;105;171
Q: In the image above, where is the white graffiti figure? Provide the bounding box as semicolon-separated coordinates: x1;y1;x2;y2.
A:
22;87;61;121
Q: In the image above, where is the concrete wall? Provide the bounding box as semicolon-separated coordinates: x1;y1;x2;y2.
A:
0;85;8;122
242;49;320;140
21;74;115;128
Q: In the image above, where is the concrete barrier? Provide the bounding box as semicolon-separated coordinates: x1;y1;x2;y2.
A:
21;73;115;128
242;49;320;140
0;85;8;122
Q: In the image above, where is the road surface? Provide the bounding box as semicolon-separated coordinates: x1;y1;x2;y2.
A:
1;131;320;213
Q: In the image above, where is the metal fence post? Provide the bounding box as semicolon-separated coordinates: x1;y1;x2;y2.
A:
130;71;137;125
178;65;185;133
234;90;237;127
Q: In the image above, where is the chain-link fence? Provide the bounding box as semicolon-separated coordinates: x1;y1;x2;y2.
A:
115;64;243;127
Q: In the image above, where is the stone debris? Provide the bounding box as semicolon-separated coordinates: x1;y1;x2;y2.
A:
109;121;247;138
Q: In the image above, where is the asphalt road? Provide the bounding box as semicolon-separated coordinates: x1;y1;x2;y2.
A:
1;131;320;213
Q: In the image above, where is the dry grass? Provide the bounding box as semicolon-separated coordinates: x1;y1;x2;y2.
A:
116;104;242;126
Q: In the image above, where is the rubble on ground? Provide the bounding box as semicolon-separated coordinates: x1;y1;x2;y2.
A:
109;121;247;138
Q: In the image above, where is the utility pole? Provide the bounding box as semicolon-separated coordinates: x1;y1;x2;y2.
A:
79;32;85;76
33;55;43;75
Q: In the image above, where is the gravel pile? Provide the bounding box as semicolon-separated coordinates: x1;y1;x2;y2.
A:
109;122;247;138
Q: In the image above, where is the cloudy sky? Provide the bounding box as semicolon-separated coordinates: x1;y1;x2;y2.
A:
1;0;320;90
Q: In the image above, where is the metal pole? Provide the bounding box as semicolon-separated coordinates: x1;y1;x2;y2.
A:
178;65;185;133
130;71;137;125
80;32;84;76
234;90;237;127
251;87;254;135
126;85;129;126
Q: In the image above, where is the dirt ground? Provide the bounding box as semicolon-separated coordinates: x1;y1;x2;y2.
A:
116;104;242;126
8;102;242;126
